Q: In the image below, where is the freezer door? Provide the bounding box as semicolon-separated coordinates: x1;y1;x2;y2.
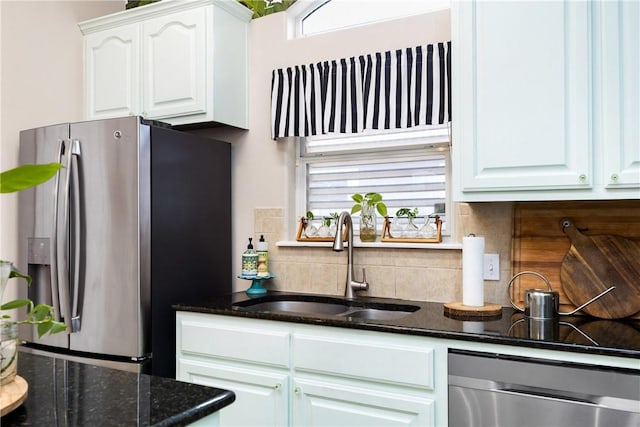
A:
67;117;150;359
18;124;71;350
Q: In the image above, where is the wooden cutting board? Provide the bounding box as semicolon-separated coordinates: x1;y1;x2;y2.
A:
512;200;640;319
560;218;640;319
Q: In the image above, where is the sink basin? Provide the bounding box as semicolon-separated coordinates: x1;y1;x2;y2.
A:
232;295;419;321
236;300;350;316
340;308;416;321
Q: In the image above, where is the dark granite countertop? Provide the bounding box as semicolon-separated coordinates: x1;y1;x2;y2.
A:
2;352;235;426
174;291;640;360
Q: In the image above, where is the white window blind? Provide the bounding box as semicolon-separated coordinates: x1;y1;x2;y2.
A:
297;125;450;234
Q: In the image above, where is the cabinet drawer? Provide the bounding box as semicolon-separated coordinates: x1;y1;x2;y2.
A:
292;333;434;390
177;313;290;368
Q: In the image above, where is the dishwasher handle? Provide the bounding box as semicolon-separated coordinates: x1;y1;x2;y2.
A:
497;386;596;406
497;386;640;413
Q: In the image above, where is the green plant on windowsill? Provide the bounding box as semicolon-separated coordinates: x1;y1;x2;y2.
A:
350;193;388;242
393;207;420;238
303;211;339;238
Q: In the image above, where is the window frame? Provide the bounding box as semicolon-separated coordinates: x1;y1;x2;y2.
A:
295;125;453;240
287;0;452;39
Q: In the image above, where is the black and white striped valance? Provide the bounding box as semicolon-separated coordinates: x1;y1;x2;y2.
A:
271;41;451;139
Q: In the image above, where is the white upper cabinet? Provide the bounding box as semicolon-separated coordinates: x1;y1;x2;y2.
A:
599;0;640;192
452;0;640;201
79;0;252;128
142;7;207;120
84;24;140;120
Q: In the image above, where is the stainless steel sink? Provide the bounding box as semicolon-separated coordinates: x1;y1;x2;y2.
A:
232;295;419;321
340;308;415;321
236;300;350;316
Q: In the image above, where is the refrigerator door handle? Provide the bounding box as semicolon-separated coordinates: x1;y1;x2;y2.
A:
49;140;64;323
55;139;74;331
70;140;82;332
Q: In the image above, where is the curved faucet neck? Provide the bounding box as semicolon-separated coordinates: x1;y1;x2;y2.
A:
333;211;357;297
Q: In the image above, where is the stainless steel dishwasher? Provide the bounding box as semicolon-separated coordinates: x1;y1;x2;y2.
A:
448;349;640;427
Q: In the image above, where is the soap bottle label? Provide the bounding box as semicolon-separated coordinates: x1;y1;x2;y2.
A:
242;253;258;277
257;251;269;277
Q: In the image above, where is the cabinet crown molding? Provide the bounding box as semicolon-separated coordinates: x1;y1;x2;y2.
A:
78;0;252;34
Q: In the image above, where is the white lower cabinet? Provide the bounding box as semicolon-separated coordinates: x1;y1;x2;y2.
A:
176;312;446;427
179;359;289;426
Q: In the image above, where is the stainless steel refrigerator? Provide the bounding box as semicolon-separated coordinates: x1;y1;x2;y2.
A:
17;116;231;378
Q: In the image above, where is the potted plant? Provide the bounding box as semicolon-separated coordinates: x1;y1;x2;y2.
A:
1;163;67;385
392;208;420;238
238;0;298;19
323;212;339;238
351;193;387;242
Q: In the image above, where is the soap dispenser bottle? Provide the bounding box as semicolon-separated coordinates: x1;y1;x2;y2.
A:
241;237;258;277
256;235;269;277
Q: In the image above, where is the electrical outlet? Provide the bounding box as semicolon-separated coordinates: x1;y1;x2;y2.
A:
484;254;500;281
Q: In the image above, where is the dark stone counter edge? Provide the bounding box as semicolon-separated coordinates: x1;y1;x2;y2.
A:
154;390;235;427
173;298;640;360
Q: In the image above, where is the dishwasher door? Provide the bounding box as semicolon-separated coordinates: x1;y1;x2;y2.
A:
448;350;640;427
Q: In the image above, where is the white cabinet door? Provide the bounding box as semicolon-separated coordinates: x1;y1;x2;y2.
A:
453;0;591;197
142;6;207;120
177;359;288;427
600;0;640;191
84;24;140;120
292;377;435;427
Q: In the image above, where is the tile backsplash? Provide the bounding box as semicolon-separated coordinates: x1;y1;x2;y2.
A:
253;203;515;306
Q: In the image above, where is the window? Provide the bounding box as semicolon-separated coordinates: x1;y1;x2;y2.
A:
290;0;452;38
296;124;451;236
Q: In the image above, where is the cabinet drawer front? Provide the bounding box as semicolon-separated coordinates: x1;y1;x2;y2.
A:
293;333;434;389
178;313;290;368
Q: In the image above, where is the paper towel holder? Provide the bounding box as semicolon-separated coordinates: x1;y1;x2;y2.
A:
443;301;502;320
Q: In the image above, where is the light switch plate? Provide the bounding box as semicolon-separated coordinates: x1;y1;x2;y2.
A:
484;254;500;281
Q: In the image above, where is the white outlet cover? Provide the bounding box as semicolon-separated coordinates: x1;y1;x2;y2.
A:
484;254;500;281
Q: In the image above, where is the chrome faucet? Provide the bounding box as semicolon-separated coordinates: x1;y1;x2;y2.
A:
333;211;368;298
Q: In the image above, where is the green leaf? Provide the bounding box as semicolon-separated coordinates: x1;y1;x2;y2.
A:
34;317;66;338
351;205;362;215
305;211;314;220
1;299;31;310
8;264;31;286
351;194;363;203
32;303;53;322
376;203;388;217
48;322;67;335
0;163;62;193
37;320;50;338
365;192;382;204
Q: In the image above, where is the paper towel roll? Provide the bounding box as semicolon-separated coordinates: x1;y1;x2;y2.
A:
462;235;485;307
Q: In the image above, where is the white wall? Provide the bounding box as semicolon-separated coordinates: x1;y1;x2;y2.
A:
0;0;124;290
